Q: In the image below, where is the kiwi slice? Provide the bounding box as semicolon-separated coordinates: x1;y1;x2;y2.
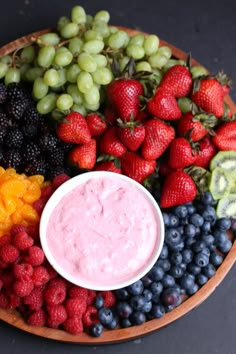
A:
209;167;233;200
216;194;236;218
210;151;236;172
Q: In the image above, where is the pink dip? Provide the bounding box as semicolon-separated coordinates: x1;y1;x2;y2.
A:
46;175;160;288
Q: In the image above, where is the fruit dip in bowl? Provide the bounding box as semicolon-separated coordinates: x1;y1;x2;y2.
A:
40;171;164;290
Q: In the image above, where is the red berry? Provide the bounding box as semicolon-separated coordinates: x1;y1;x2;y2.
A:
98;291;116;308
68;286;88;301
33;197;47;215
47;304;67;325
7;293;21;309
0;234;12;248
27;224;40;241
82;306;99;327
32;266;50;287
65;298;87;317
87;290;97;305
0;292;9;308
27;309;47;327
23;287;44;310
0;279;3;291
40;185;54;200
13;279;34;297
13;263;34;281
44;262;58;280
24;246;45;266
13;231;34;251
0;244;19;264
52;174;70;190
63;315;83;335
44;280;67;305
10;224;27;237
0;272;14;289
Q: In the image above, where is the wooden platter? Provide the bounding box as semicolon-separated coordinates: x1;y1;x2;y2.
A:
0;27;236;344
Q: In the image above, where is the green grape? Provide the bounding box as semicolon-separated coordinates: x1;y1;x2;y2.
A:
4;68;20;85
0;55;12;65
0;62;9;79
55;46;68;54
37;93;57;114
94;10;110;23
67;84;83;104
71;5;86;24
20;46;35;64
109;26;118;34
148;52;169;69
19;63;30;80
54;50;73;66
150;69;163;85
66;64;81;83
37;33;60;46
84;30;103;41
178;97;192;113
93;54;107;67
92;20;110;38
129;34;145;46
191;65;208;79
82;40;104;54
92;67;113;85
60;22;79;39
72;104;87;116
83;101;100;111
56;94;73;110
83;85;100;105
51;109;65;121
77;71;93;93
126;45;145;60
157;46;172;59
57;16;70;31
77;53;97;72
38;46;55;68
136;61;152;72
33;77;49;99
25;67;44;81
144;35;160;56
119;56;130;71
108;30;130;50
68;37;83;55
43;68;60;87
86;15;93;26
163;59;184;72
56;68;67;86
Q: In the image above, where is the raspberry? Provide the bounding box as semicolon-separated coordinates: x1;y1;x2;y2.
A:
13;263;33;281
47;304;67;326
44;262;58;280
49;277;68;289
52;174;70;190
0;234;12;248
0;244;19;264
0;259;8;269
10;224;27;237
87;290;97;305
41;185;54;199
27;309;47;327
63;315;83;335
13;231;34;250
82;306;99;327
44;281;66;305
98;291;116;308
27;224;39;241
0;279;3;291
68;285;88;301
32;266;50;287
24;246;45;266
23;287;44;310
0;272;15;289
65;298;87;317
13;279;34;297
7;293;21;309
0;292;9;308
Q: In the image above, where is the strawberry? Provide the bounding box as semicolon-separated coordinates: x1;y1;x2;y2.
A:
177;112;208;142
104;106;117;125
168;137;196;169
191;78;224;118
160;170;197;208
147;88;182;120
194;137;217;168
93;161;122;174
99;126;126;157
106;79;144;121
159;64;192;97
120;151;156;183
68;139;96;169
141;119;175;160
117;121;145;151
57;112;91;144
86;113;107;137
211;121;236;151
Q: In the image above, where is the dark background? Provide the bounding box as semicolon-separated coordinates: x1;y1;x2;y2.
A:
0;1;236;353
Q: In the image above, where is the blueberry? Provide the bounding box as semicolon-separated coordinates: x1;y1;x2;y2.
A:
162;274;175;288
130;311;146;325
116;302;133;318
169;265;184;278
186;283;199;295
230;218;236;235
115;288;130;301
169;214;179;227
171;241;185;252
200;192;214;206
165;304;175;312
152;293;160;304
142;301;152;313
159;244;169;259
165;228;182;247
148;266;164;281
170;252;183;265
106;317;118;329
143;289;153;302
98;308;114;325
90;323;104;337
150;281;163;295
202;206;216;224
151;304;165;318
203;264;216;278
94;295;104;309
201;221;211;233
218;239;232;253
187;262;201;275
173;205;188;218
213;230;228;246
201;234;215;247
141;275;152;288
162;212;170;227
127;280;144;295
187;204;196;215
130;296;146;311
191;240;207;253
180;274;195;291
177;226;185;234
196;273;208;286
180;262;187;272
185;238;196;247
194;252;209;267
184;224;196;238
190;213;204;227
161;288;181;306
210;252;223;266
182;249;193;264
215;217;231;231
156;259;171;272
120;318;132;328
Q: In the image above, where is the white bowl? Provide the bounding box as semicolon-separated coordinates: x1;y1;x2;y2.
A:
40;171;165;291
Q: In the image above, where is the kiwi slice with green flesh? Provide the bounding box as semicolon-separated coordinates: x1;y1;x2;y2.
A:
209;167;234;200
210;151;236;172
216;194;236;218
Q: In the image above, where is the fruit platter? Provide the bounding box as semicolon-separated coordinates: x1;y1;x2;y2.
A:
0;4;236;344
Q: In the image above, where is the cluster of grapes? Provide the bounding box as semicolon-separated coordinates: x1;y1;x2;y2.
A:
0;6;184;119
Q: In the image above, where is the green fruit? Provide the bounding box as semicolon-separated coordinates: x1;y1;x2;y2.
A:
210;151;236;172
216;194;236;218
209;167;233;200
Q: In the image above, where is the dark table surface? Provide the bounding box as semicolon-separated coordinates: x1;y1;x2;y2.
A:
0;1;236;353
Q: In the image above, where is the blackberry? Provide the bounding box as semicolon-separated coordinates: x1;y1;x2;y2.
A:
0;113;9;129
0;83;7;103
39;133;59;153
25;159;48;176
23;142;41;162
60;141;75;153
0;147;4;164
3;149;22;170
4;128;24;148
21;122;39;139
5;99;27;121
7;83;30;101
0;127;8;144
48;147;65;166
21;106;42;125
47;165;72;179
